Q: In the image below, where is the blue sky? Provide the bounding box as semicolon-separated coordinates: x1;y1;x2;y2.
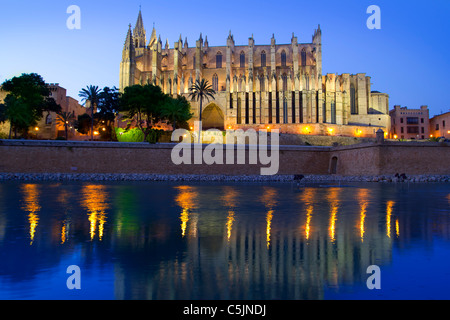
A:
0;0;449;117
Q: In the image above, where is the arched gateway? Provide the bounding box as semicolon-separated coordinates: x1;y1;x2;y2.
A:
201;103;224;130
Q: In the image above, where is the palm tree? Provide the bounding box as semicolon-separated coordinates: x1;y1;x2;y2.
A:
188;79;215;143
79;85;102;141
56;111;75;140
161;96;193;132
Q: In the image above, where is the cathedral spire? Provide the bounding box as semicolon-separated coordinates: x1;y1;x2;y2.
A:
133;8;146;48
122;24;134;57
148;23;157;48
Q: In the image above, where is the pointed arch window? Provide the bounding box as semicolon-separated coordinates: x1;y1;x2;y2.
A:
216;52;223;69
240;51;245;68
260;76;265;92
261;51;266;67
350;84;357;114
212;74;219;91
301;48;307;66
282;73;288;91
281;50;287;67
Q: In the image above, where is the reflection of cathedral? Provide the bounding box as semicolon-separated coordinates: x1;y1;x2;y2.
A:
114;185;395;300
120;10;390;135
2;182;449;299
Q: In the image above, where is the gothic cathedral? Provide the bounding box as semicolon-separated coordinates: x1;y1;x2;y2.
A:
120;10;390;135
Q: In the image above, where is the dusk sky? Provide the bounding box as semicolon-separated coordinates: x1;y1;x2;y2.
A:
0;0;449;117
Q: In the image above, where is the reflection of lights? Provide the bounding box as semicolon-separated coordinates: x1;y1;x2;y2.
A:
357;189;369;242
61;222;67;244
260;187;277;248
93;131;99;135
305;206;312;241
386;201;395;238
266;210;273;248
226;211;235;241
395;219;400;238
222;187;238;241
21;184;41;245
81;185;109;241
327;188;340;243
175;186;199;238
299;188;316;241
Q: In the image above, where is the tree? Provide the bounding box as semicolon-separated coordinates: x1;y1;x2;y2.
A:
56;111;75;140
75;113;92;135
161;95;193;132
79;85;101;141
188;79;216;143
119;84;167;142
1;73;61;138
97;86;120;140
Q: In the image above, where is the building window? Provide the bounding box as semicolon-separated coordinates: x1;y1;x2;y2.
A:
331;101;336;124
350;84;357;114
400;118;404;123
401;127;404;133
421;127;424;133
260;76;265;92
212;74;218;91
443;120;446;128
301;48;307;66
421;118;424;123
407;117;419;125
282;73;287;91
240;51;245;68
261;51;266;67
281;50;286;67
407;126;419;134
216;52;222;69
45;114;52;125
436;123;439;130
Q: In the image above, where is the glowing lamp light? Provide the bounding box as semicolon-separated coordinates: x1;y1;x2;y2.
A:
34;127;39;131
447;130;450;134
93;131;99;136
393;134;398;139
328;128;334;134
102;127;106;131
430;134;433;138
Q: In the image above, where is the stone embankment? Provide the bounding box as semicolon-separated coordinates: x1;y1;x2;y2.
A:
0;173;448;183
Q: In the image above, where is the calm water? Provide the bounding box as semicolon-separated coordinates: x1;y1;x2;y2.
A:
0;181;449;300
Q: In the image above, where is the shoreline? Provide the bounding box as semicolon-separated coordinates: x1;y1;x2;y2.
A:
0;172;448;183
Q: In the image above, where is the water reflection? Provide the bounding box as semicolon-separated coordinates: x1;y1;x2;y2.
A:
357;188;369;242
80;184;110;241
20;184;41;245
0;182;449;299
175;185;199;237
221;187;238;241
260;187;277;248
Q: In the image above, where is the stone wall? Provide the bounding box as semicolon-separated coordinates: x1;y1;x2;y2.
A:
0;140;448;177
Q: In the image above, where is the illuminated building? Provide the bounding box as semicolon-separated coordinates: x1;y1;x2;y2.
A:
119;10;390;136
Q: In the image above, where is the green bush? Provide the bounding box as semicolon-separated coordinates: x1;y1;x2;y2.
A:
115;127;165;143
115;128;145;142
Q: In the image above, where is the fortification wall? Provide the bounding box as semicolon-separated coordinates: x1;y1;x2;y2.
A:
0;140;448;177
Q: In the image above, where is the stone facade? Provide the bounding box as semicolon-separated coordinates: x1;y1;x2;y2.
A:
389;105;430;140
119;10;390;136
0;84;85;139
429;111;450;139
